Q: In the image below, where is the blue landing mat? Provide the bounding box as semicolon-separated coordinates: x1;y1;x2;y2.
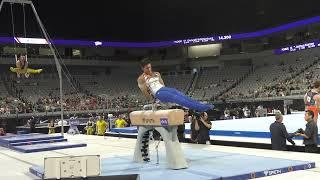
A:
110;126;272;138
110;127;138;134
0;133;40;139
0;134;63;144
110;127;309;140
185;129;273;138
10;138;68;146
30;148;315;180
12;142;87;153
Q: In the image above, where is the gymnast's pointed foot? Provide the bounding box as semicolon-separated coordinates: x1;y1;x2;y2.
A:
209;104;215;110
34;69;43;73
10;67;15;72
202;104;215;112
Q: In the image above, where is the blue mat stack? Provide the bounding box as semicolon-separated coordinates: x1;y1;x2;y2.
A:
110;127;138;134
0;133;86;153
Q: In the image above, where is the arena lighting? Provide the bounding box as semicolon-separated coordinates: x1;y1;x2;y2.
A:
188;44;222;58
0;16;319;47
94;41;102;46
274;40;320;54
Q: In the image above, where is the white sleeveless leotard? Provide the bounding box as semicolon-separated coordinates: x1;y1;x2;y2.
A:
144;73;164;95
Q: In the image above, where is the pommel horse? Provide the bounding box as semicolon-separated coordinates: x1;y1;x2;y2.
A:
129;103;188;169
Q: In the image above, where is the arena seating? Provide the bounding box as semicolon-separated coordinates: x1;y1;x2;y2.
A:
162;73;192;93
285;59;320;96
9;73;75;102
1;47;320;113
222;50;319;100
192;66;250;100
0;81;9;97
0;66;193;113
74;70;141;98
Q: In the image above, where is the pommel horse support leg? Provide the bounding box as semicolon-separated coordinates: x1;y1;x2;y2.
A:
130;108;188;169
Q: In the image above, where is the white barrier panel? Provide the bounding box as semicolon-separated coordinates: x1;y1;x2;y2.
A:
44;155;100;179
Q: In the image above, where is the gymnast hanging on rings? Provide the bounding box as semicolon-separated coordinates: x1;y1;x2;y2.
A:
137;58;214;112
14;53;29;78
10;53;43;78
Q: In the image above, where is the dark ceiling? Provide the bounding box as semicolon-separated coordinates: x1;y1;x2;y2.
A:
0;0;319;42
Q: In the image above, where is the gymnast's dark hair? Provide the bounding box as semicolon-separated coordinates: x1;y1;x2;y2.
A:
140;57;151;68
200;112;207;117
17;53;26;59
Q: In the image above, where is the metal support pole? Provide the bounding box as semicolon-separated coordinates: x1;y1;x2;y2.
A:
0;1;5;14
155;138;161;165
30;3;64;136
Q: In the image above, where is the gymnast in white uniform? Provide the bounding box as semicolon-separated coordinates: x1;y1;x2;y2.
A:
137;58;214;112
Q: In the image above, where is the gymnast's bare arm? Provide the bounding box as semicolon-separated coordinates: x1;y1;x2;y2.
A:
16;60;21;69
155;72;165;86
24;60;29;70
137;75;154;101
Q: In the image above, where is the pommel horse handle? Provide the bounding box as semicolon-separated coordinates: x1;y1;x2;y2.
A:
143;103;159;111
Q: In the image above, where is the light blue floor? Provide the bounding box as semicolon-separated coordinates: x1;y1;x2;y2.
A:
100;148;315;180
29;146;315;179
